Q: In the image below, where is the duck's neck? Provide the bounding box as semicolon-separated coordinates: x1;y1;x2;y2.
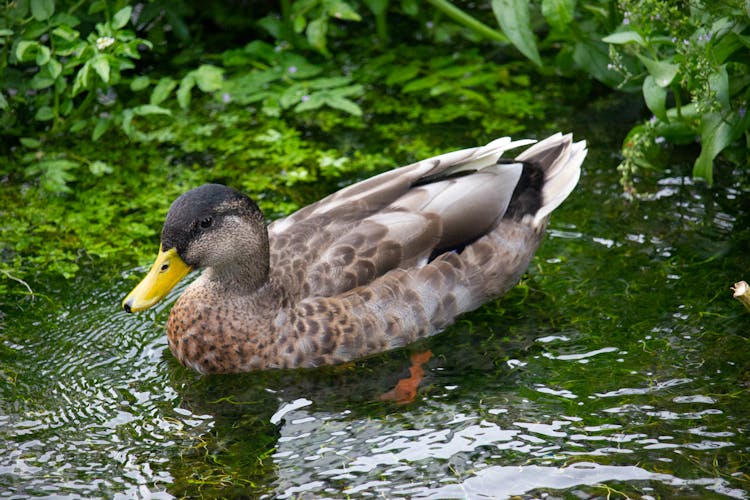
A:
206;260;268;295
204;229;270;295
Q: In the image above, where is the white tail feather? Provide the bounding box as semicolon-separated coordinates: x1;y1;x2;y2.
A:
516;134;586;227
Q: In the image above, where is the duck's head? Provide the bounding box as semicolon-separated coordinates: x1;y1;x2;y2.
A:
122;184;268;313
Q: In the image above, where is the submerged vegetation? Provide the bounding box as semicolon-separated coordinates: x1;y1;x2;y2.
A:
1;0;749;290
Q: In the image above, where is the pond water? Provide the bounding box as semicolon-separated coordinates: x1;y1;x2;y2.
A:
2;93;749;498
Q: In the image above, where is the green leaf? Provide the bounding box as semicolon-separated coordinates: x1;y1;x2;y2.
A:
52;12;81;28
91;54;110;83
177;75;195;109
712;31;745;64
60;97;73;115
132;104;171;116
150;77;176;105
112;6;132;30
15;41;39;62
708;65;729;108
491;0;542;66
35;45;50;65
574;39;621;87
636;54;678;87
330;84;363;98
307;17;329;55
35;106;54;121
293;15;306;34
30;72;55;89
278;52;323;78
306;76;352;89
280;85;307;109
602;31;646;46
325;95;362;115
52;25;79;42
29;159;79;193
46;58;62;79
88;0;106;15
192;65;223;92
20;137;41;148
402;74;440;93
364;0;389;16
402;0;418;16
130;75;150;91
257;15;284;39
293;93;326;112
327;1;362;21
121;109;134;136
0;93;6;110
693;112;735;184
385;64;421;85
89;160;113;176
242;40;278;61
541;0;574;30
642;75;667;121
69;119;87;133
72;62;91;95
92;118;110;141
30;0;54;21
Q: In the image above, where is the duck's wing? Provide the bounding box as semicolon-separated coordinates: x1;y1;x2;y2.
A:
268;136;574;299
275;134;586;368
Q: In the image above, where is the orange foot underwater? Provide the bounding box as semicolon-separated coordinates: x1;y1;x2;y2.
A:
379;351;433;403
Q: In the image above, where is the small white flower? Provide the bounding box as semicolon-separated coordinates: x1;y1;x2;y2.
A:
96;36;115;50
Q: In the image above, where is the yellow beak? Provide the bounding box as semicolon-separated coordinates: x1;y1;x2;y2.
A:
122;247;192;312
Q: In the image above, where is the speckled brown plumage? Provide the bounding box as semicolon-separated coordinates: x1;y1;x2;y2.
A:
130;134;586;374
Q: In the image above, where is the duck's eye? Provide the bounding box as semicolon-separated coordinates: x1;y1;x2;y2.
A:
199;217;213;229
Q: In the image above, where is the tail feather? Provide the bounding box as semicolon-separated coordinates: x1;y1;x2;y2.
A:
514;133;586;227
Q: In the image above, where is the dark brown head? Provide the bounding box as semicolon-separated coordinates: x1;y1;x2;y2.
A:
122;184;269;312
162;184;266;269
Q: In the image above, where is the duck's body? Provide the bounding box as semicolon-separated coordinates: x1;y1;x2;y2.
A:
123;133;586;374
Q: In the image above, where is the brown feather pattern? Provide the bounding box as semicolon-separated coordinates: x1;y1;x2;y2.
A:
159;134;587;373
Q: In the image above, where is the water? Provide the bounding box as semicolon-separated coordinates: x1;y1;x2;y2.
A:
1;94;749;498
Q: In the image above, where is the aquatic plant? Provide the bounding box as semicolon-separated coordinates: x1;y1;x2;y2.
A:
605;0;750;187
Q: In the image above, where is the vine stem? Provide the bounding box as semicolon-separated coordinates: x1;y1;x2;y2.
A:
1;269;35;300
425;0;508;43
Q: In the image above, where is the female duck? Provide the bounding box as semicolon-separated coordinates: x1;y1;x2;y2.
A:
123;133;586;374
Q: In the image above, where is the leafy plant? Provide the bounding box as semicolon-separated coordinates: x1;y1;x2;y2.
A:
221;40;363;116
605;0;750;186
1;1;152;190
258;0;363;55
3;3;150;132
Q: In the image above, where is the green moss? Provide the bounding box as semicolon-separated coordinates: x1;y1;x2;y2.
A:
1;42;552;295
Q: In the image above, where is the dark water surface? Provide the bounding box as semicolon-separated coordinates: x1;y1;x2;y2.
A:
2;94;749;498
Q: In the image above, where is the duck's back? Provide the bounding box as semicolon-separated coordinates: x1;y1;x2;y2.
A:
268;134;584;302
262;133;586;368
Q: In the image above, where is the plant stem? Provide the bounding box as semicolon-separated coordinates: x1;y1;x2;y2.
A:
426;0;508;43
1;269;35;300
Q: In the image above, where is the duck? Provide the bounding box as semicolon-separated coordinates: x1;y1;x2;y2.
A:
122;133;586;374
